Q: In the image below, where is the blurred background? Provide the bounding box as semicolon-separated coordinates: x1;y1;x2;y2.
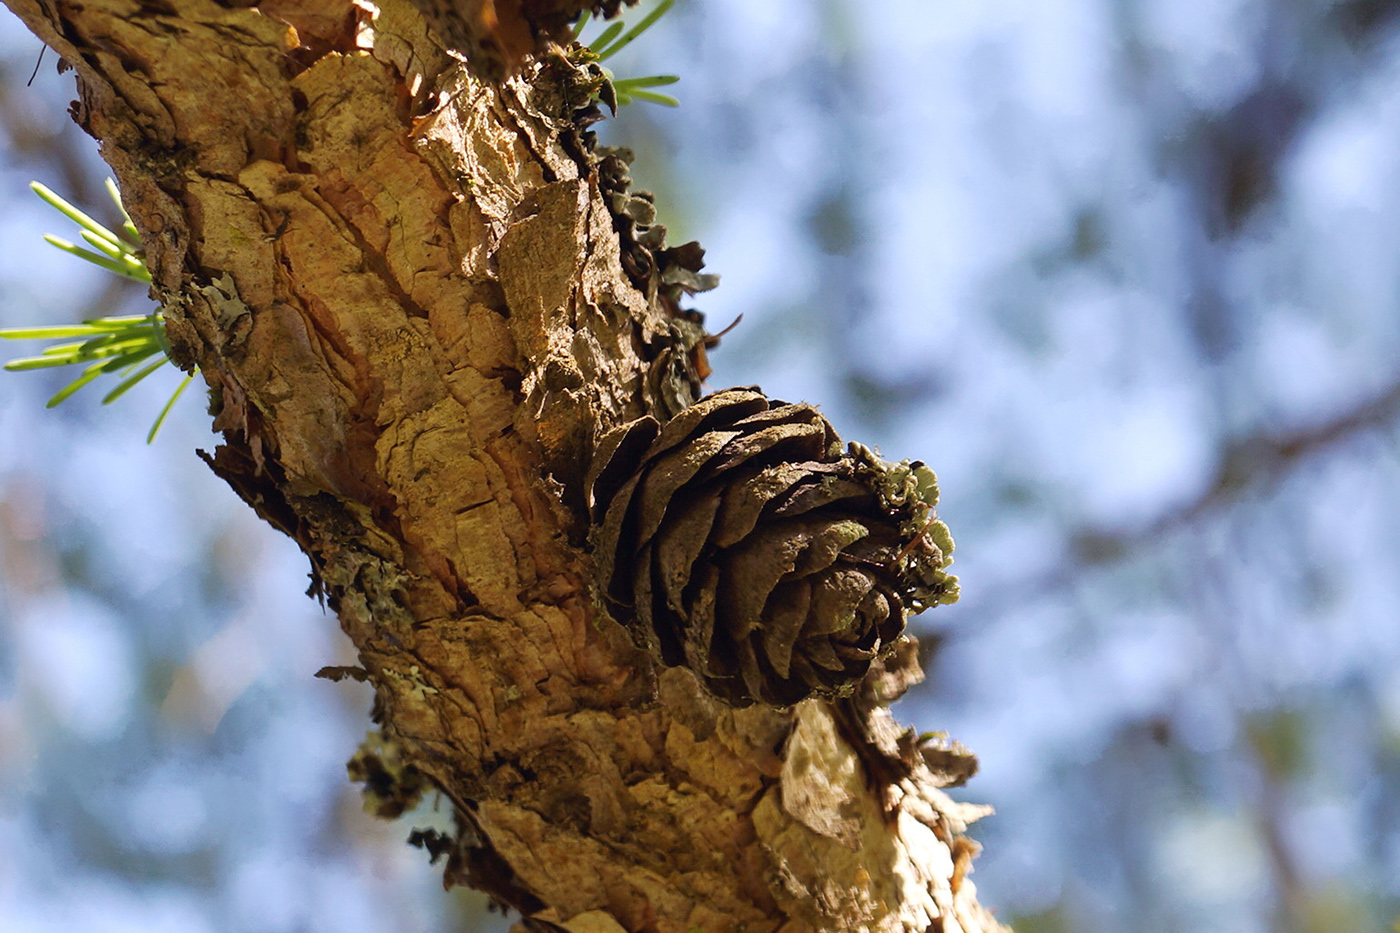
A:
2;1;1399;930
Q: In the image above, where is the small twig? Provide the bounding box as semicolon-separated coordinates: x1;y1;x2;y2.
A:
27;43;46;87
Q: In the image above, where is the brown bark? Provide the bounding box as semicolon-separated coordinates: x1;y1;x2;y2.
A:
1;1;1004;930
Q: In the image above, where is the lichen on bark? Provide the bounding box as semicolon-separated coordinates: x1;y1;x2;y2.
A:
0;0;1006;929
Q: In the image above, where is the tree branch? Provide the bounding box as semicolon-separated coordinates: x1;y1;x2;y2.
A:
1;1;1000;929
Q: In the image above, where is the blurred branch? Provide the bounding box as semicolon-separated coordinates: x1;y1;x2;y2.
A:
961;376;1400;623
1245;712;1308;933
1088;375;1400;555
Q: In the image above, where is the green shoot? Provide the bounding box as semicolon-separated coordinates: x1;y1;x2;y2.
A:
103;356;169;404
574;0;680;108
31;181;144;257
147;372;193;444
586;20;625;54
105;177;142;247
612;74;680;107
591;0;674;62
0;181;196;442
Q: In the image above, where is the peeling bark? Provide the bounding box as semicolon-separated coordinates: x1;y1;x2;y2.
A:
1;0;1005;929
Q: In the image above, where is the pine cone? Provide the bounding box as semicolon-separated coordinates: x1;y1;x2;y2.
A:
587;388;958;707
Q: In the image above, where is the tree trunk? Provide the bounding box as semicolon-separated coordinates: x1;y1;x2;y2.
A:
1;1;1003;929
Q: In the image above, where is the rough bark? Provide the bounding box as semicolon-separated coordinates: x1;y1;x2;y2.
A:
1;1;1004;930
